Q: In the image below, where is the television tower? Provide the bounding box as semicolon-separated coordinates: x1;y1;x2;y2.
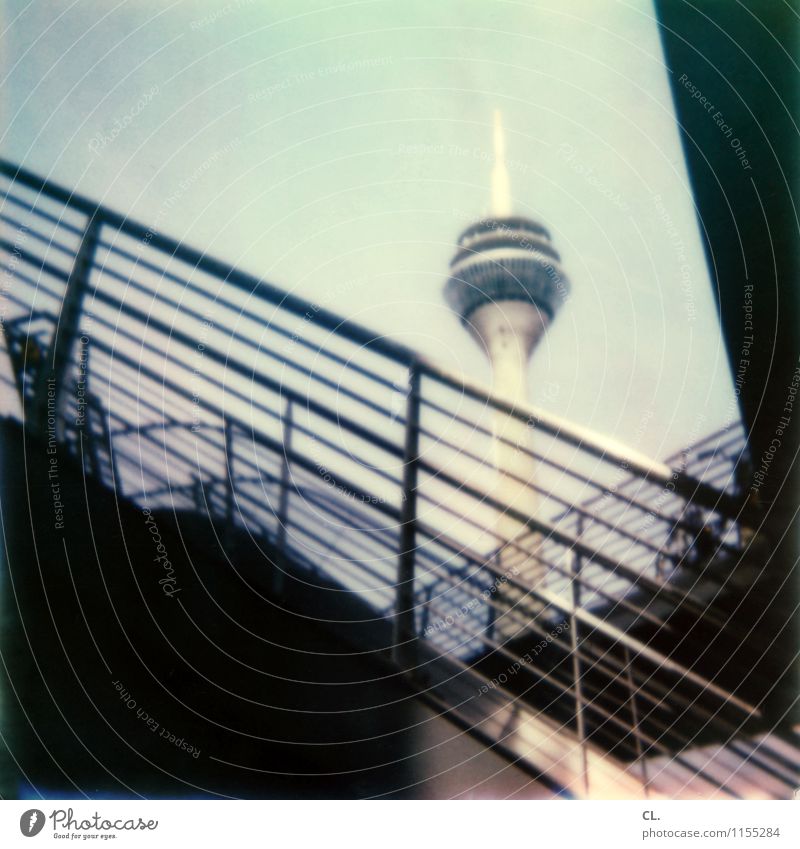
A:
444;111;570;588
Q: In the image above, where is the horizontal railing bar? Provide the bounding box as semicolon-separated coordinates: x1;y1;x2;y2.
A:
281;524;397;595
725;737;800;786
106;440;201;491
93;354;405;524
284;515;397;580
94;236;403;400
3;264;69;306
108;455;179;496
417;361;746;521
0;189;88;237
84;302;406;471
412;508;737;702
0;212;80;263
0;159;420;367
294;491;399;552
579;438;744;541
418;602;736;793
664;421;744;465
418;401;690;534
414;454;709;617
0;308;57;330
417;420;677;562
271;418;403;489
251;431;402;525
0;287;61;319
414;523;666;634
88;284;405;457
419;567;673;709
99;370;404;527
421;606;754;796
287;467;399;531
0;240;72;297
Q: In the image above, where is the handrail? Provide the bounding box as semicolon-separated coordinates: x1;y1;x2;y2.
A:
0;159;420;366
0;157;745;521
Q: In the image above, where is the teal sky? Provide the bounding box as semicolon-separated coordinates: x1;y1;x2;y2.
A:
1;0;737;459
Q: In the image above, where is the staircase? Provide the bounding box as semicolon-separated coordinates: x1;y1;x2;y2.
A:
1;159;797;799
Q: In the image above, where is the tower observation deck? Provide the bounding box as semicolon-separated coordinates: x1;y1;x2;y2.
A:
446;215;568;327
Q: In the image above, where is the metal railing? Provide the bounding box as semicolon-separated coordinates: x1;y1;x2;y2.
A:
1;159;796;800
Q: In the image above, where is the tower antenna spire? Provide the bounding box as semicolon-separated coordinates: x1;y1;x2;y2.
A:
491;109;512;217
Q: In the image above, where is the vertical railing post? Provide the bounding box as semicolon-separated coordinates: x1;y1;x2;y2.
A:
393;363;421;668
623;644;650;796
485;551;499;643
570;512;590;797
33;213;101;439
419;585;432;638
92;393;120;494
223;416;235;543
192;476;204;511
274;398;294;596
84;387;102;480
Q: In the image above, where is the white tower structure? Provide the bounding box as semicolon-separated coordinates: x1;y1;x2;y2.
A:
444;112;570;590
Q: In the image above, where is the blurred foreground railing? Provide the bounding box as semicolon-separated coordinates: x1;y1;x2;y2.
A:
1;159;795;800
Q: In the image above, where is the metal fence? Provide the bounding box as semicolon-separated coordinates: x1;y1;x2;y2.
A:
1;159;796;800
